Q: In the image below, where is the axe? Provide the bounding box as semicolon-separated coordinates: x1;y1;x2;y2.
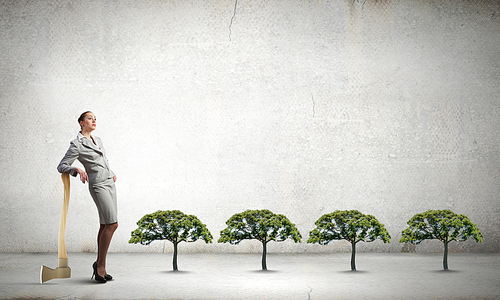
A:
40;172;72;283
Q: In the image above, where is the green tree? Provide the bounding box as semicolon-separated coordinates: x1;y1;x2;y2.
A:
129;210;213;271
400;209;483;270
308;210;391;271
218;209;302;270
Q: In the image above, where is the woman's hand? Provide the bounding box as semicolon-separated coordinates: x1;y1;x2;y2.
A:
75;167;88;184
113;175;117;182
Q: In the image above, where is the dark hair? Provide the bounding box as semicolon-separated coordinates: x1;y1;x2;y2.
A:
78;111;93;128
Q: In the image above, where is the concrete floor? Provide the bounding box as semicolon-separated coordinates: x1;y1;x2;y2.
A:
0;252;499;299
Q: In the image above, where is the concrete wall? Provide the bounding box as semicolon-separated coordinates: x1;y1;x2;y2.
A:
1;0;499;254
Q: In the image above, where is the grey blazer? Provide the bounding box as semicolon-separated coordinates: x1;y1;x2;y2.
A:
57;135;115;184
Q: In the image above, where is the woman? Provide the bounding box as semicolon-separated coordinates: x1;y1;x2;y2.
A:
57;111;118;283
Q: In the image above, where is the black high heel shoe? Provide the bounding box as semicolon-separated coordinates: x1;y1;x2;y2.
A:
92;262;107;283
93;262;113;281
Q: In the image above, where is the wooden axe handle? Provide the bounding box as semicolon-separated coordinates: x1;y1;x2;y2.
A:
58;173;71;260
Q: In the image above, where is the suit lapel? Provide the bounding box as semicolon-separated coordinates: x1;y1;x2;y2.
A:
81;137;103;154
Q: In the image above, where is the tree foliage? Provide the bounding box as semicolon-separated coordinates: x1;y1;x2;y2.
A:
308;210;391;270
399;209;483;245
400;209;483;270
129;210;213;271
218;209;302;270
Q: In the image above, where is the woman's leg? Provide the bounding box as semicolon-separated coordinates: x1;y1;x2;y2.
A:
96;222;118;277
97;224;105;262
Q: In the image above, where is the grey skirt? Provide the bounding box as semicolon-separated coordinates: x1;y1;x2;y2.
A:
89;178;118;224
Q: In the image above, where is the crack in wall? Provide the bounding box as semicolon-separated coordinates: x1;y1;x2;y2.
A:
352;0;368;9
229;0;238;41
307;285;313;300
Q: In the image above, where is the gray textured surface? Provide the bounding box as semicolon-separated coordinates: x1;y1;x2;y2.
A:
0;0;499;254
1;252;500;299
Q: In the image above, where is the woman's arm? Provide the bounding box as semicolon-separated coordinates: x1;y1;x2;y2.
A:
57;142;88;183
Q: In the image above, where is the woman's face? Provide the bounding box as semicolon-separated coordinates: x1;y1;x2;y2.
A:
80;112;96;131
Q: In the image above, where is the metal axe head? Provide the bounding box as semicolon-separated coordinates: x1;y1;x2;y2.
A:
40;258;71;283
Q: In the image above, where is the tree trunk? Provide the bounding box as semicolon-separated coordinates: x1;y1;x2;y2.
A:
443;241;449;271
351;242;356;271
262;241;267;270
173;242;178;271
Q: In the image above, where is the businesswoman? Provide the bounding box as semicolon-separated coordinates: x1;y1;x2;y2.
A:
57;111;118;283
